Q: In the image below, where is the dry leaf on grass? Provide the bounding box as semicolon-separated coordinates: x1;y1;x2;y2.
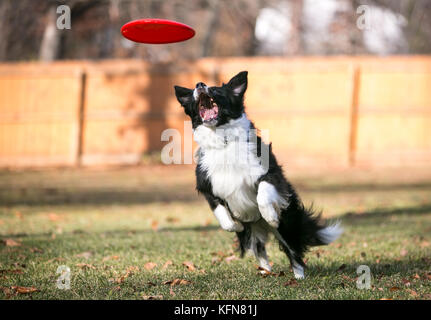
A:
406;289;418;297
420;241;430;248
342;275;354;282
180;261;205;274
76;263;96;270
11;286;38;294
256;266;285;277
142;295;163;300
29;247;43;253
47;213;61;222
211;251;226;257
162;279;192;286
402;279;411;287
114;266;140;284
162;260;173;270
224;255;239;263
3;239;21;247
389;286;400;292
102;255;120;262
1;286;13;297
169;287;176;297
113;276;126;284
336;264;347;272
0;269;24;275
144;262;157;270
13;262;26;268
45;257;65;263
151;220;159;231
284;279;299;287
166;217;180;223
76;251;93;259
125;266;140;275
400;249;408;257
182;261;196;271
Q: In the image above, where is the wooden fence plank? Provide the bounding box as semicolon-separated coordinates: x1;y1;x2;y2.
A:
0;57;430;168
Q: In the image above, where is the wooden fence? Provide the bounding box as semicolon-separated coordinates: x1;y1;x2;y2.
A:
0;56;430;168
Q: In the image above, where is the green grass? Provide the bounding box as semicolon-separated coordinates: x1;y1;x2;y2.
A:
0;166;430;300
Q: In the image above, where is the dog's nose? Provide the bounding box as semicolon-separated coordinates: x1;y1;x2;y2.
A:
196;82;206;89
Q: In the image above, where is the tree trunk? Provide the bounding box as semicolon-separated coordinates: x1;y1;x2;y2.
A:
39;5;61;61
286;0;304;55
201;0;220;57
0;1;11;60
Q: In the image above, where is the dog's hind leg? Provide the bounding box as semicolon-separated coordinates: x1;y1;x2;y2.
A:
254;238;271;273
237;221;271;272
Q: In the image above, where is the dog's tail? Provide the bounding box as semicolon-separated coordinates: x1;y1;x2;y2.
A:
275;201;343;267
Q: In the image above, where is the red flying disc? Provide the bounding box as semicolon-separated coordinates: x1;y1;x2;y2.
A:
121;19;195;44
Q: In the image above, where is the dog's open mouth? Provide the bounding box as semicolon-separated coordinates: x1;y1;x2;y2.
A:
198;93;218;124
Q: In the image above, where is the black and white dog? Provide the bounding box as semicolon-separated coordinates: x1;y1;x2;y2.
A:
174;71;342;279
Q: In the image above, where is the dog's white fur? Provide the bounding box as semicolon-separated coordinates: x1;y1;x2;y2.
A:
213;204;244;232
317;221;344;244
194;114;281;226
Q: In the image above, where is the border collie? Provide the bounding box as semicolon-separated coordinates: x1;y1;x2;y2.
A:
174;71;342;279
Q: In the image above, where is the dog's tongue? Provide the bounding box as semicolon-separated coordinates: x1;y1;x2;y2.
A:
200;106;218;121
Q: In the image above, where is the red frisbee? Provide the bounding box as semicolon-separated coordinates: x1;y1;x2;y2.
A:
121;19;195;44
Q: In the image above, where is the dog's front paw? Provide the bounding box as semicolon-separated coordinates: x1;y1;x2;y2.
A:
214;205;244;232
224;221;244;232
257;204;280;228
256;182;287;228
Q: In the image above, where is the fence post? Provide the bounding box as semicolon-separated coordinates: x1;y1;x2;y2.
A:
349;66;361;167
76;69;87;166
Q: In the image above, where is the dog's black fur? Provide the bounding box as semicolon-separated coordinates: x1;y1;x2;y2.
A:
174;71;340;274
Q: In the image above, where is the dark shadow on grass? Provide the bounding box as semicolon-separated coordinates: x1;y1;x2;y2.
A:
0;185;200;206
305;256;431;279
1;224;220;238
340;203;431;222
295;182;431;193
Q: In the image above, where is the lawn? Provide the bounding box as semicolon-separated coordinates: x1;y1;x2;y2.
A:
0;165;430;300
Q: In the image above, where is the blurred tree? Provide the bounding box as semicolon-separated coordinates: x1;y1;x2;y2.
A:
201;0;219;57
0;0;430;62
286;0;303;55
39;3;61;61
373;0;431;53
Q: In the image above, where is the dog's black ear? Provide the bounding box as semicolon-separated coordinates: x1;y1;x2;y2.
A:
227;71;248;97
174;86;193;106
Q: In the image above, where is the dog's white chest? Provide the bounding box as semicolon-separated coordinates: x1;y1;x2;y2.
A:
194;116;267;222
